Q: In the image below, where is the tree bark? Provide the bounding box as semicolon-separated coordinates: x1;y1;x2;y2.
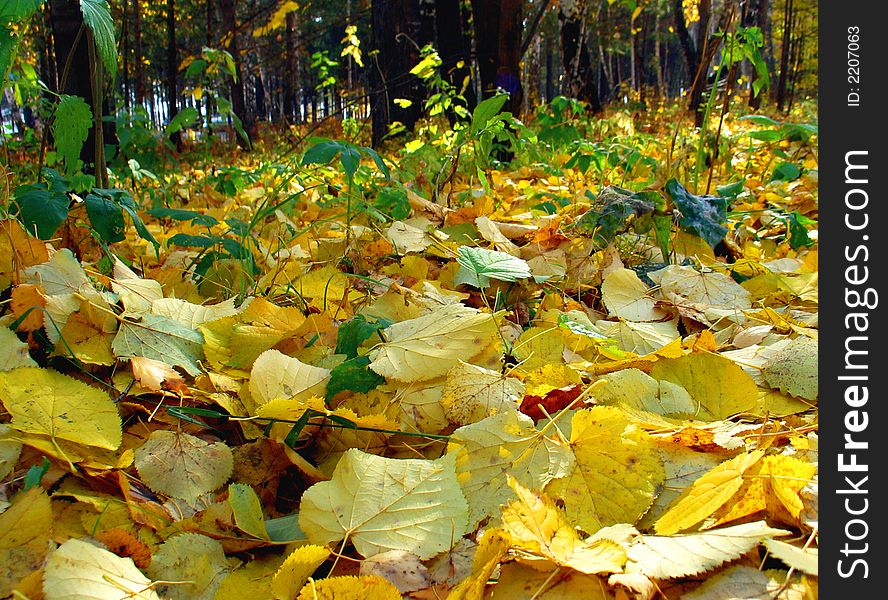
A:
559;0;601;112
133;0;145;107
220;0;255;148
166;0;183;150
775;0;793;111
284;10;298;123
435;0;476;113
470;0;524;114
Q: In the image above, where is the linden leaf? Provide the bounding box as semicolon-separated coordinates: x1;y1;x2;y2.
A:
593;368;696;418
492;563;613;599
654;449;766;535
151;297;240;328
272;545;331;600
112;314;205;376
594;319;680;355
650;264;751;311
249;349;330;406
147;533;229;600
215;554;285;600
134;430;234;504
228;483;269;540
626;521;789;579
295;575;401;600
601;268;668;321
0;367;122;450
43;538;160;600
761;337;818;401
502;478;626;575
455;245;530;287
0;425;22;480
448;410;574;529
0;488;52;596
298;448;468;559
0;326;37;371
441;361;525;425
650;352;759;420
368;303;498;382
547;407;664;534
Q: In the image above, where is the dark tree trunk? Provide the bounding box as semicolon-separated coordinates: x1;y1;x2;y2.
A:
220;0;255;148
284;10;297;123
775;0;793;111
49;0;96;171
166;0;182;150
470;0;524;114
559;0;602;112
746;0;771;109
369;0;426;147
121;0;130;111
133;0;145;107
435;0;476;114
685;0;714;118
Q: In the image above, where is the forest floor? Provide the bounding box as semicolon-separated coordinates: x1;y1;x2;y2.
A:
0;98;819;599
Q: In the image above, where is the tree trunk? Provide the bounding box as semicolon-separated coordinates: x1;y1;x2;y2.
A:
435;0;476;114
49;0;97;172
746;0;771;109
559;0;601;112
132;0;145;107
686;0;713;118
220;0;254;148
470;0;524;114
166;0;183;150
369;0;425;147
284;10;297;123
775;0;793;111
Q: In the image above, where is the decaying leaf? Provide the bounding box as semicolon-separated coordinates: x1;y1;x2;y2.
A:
134;430;234;504
146;533;229;600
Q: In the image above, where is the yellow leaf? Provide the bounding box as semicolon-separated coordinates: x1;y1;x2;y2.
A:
654;449;765;535
0;367;122;450
151;297;240;329
601;268;668;321
650;265;751;310
146;533;229;600
491;563;612;600
368;304;498;382
299;449;468;559
548;407;664;534
761;337;818;401
762;455;817;523
448;410;573;529
650;352;759;420
503;478;626;575
228;483;269;540
447;529;512;600
44;538;160;600
595;319;681;355
201;297;306;369
214;554;285;600
0;488;52;596
272;545;331;600
55;307;117;365
0;425;22;480
134;430;233;504
626;521;789;579
763;539;818;576
0;326;37;371
296;575;401;600
592;368;696;417
441;361;525;425
249;349;330;406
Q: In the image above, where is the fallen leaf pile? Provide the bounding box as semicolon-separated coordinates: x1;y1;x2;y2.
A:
0;109;818;599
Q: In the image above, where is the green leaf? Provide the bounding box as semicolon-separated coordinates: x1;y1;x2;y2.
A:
302;139;342;166
335;315;390;358
770;161;801;182
84;191;125;244
326;356;385;400
12;181;70;240
372;188;411;220
665;179;729;248
0;26;16;79
455;246;531;287
228;483;269;540
184;58;208;79
165;107;199;136
471;94;508;133
112;314;205;376
574;186;657;246
79;0;116;76
0;0;42;23
265;514;306;543
98;188;160;255
148;207;219;227
53;95;92;175
786;211;816;250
